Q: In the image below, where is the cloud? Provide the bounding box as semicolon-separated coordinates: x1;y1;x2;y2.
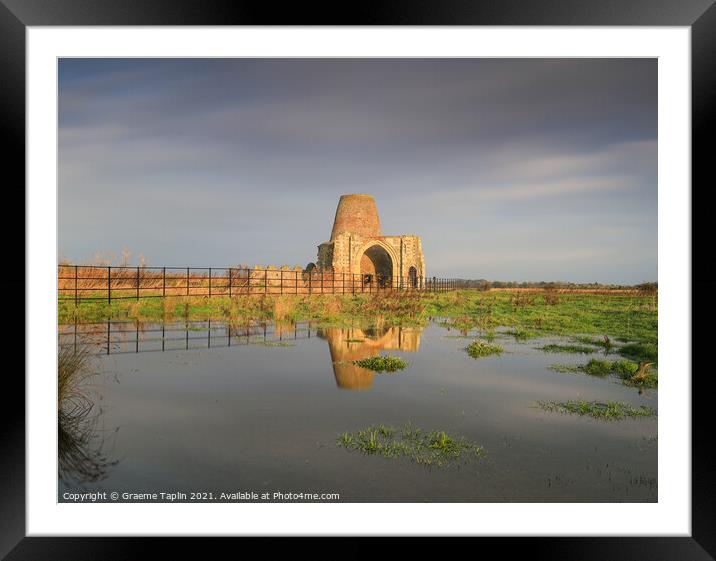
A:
58;58;657;283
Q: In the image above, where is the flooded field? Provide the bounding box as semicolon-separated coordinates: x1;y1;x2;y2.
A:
58;319;657;502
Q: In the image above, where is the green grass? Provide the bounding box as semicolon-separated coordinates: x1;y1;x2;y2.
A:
583;359;614;376
60;290;658;345
353;355;408;372
336;423;483;467
504;327;537;340
618;342;658;363
547;364;582;373
549;358;658;388
571;335;614;350
465;340;503;358
536;400;657;420
538;343;595;354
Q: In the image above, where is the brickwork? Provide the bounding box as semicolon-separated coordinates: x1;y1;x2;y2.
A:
316;194;426;283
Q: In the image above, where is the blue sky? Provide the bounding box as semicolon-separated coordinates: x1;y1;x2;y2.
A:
58;58;657;283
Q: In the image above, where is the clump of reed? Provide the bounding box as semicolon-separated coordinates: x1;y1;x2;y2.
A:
58;345;117;483
58;345;94;411
510;292;536;308
464;340;503;358
548;358;657;388
273;295;301;322
536;400;656;421
543;287;561;305
336;422;483;468
353;355;408;373
350;290;425;324
538;343;594;354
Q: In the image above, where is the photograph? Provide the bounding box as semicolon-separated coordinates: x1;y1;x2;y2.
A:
56;57;659;504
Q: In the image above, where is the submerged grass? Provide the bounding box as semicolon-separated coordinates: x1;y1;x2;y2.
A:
465;340;503;358
538;343;595;354
336;423;483;467
353;355;408;373
536;400;657;420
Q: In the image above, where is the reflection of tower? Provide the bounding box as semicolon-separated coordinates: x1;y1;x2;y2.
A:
318;326;422;390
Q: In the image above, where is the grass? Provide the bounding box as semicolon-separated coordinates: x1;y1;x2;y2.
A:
549;358;658;388
538;343;595;354
58;345;94;411
618;342;658;363
59;290;658;345
57;345;117;483
547;364;582;373
336;423;483;467
536;400;657;420
465;340;503;358
582;359;614;376
353;355;408;372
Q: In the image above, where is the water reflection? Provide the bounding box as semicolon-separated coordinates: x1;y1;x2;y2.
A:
58;403;118;485
58;319;319;355
57;344;118;486
318;326;422;390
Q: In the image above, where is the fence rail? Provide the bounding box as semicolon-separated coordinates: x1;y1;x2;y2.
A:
59;318;318;355
58;265;467;303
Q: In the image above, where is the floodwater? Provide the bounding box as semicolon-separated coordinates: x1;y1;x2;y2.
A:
58;320;657;502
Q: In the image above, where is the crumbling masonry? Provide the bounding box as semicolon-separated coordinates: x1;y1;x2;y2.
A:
314;194;425;288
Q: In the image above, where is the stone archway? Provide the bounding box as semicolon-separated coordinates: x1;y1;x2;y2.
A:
360;243;394;288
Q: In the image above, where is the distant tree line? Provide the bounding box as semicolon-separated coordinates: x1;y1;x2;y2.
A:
449;279;658;292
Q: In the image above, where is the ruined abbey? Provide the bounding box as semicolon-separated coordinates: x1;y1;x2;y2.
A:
314;194;425;288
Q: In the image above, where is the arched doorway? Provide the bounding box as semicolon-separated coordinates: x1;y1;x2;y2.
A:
408;266;418;288
360;244;393;288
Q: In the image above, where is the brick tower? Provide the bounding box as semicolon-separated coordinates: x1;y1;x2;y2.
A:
316;194;425;288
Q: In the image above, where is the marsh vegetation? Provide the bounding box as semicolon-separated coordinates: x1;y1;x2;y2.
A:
336;423;483;467
353;355;408;372
57;345;116;483
536;400;657;421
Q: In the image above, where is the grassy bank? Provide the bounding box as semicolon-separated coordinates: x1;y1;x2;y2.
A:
59;289;657;343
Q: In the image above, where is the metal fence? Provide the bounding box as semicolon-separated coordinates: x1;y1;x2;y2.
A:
59;318;319;355
58;265;466;303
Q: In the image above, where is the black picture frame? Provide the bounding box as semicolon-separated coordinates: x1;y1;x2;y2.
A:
3;1;712;558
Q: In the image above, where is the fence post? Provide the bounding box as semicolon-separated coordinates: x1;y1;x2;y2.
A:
320;271;324;294
308;271;312;294
209;268;212;297
136;266;140;300
74;265;78;305
229;268;232;298
280;269;283;295
265;269;268;294
107;266;111;304
186;267;190;296
248;268;251;295
163;267;166;298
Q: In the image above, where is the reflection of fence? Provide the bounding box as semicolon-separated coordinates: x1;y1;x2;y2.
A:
58;319;319;355
58;265;464;303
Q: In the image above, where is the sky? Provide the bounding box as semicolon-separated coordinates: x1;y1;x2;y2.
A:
58;58;657;284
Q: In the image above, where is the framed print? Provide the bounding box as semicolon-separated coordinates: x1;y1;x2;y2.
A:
3;0;713;558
